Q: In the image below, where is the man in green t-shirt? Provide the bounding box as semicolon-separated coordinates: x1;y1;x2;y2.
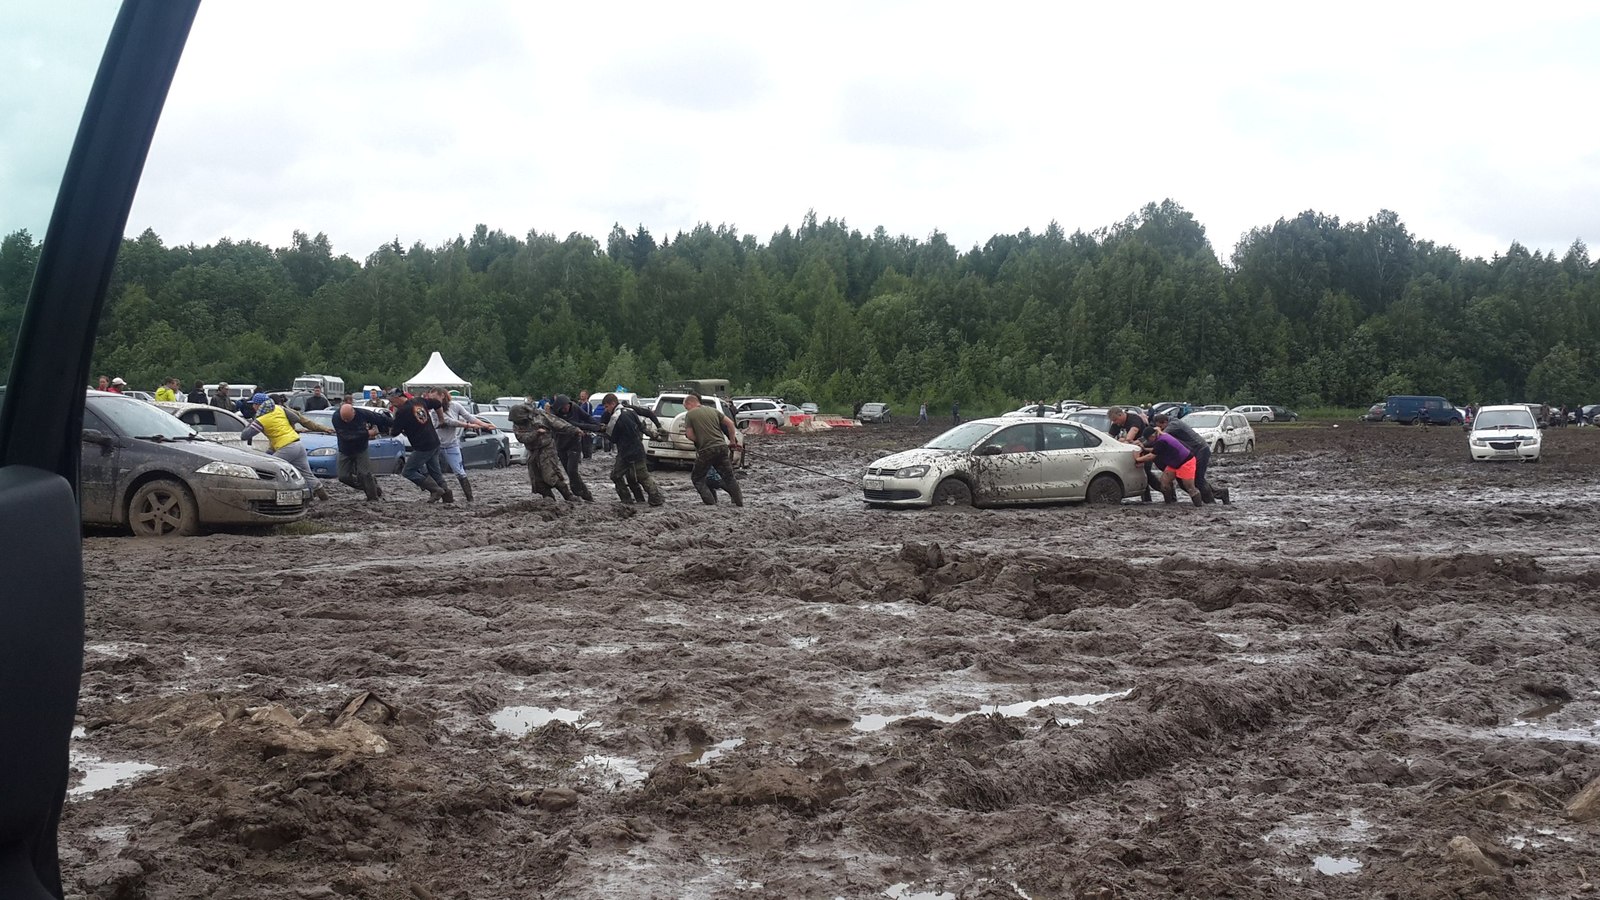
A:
682;393;743;506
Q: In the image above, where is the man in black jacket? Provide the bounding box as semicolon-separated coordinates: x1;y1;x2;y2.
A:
600;393;664;506
1153;414;1228;504
1108;406;1159;502
333;403;393;501
389;390;451;502
549;393;603;502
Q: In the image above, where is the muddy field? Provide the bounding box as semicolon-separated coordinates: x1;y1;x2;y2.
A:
61;420;1600;899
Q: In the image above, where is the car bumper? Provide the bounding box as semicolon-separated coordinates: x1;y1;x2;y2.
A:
193;476;308;524
646;438;744;465
1470;442;1540;461
861;474;935;507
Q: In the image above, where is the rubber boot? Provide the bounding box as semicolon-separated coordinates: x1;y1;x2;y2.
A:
615;483;634;503
362;474;382;501
725;477;744;507
695;480;717;505
442;486;455;504
457;476;473;503
1190;491;1203;507
534;485;554;499
1199;481;1216;504
1162;484;1177;504
556;484;576;502
314;484;330;501
420;476;447;503
1216;487;1231;505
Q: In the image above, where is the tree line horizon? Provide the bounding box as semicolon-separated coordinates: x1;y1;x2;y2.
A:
0;200;1594;413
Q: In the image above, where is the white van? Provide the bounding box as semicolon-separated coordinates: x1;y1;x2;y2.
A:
204;383;257;404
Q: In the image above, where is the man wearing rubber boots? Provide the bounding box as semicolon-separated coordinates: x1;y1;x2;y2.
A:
683;392;742;506
548;394;603;501
599;392;664;506
389;389;452;503
1152;413;1228;504
509;402;578;501
428;388;496;503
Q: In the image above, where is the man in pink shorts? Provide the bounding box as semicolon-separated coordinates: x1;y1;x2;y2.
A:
1133;426;1203;507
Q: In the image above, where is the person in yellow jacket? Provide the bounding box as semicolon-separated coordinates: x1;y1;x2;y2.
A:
241;393;334;500
153;377;180;402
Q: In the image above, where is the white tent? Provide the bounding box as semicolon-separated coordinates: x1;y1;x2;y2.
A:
402;352;472;397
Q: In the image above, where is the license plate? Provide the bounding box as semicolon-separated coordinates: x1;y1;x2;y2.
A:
864;478;884;490
276;490;302;506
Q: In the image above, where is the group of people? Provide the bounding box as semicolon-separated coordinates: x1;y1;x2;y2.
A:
1107;406;1230;507
504;390;741;507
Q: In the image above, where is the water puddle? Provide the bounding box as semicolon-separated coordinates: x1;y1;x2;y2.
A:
577;754;647;786
1311;855;1361;876
490;706;597;737
789;636;818;649
1264;810;1373;848
1507;826;1578;850
883;883;956;900
69;757;159;798
676;737;745;767
1214;632;1251;648
1488;720;1600;744
854;691;1128;732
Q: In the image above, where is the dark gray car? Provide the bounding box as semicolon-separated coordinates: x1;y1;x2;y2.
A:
80;390;308;536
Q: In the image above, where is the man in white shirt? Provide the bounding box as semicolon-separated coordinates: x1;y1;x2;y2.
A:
427;389;497;502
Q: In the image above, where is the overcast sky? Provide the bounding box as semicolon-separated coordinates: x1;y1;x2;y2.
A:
7;1;1599;263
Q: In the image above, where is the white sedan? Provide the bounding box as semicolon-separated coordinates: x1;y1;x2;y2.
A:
1180;411;1256;454
862;417;1139;508
476;411;526;464
152;401;259;451
1468;405;1541;462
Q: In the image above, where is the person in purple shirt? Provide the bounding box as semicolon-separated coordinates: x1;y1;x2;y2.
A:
1133;428;1203;507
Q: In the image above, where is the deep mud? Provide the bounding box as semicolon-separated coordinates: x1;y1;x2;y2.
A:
62;421;1600;898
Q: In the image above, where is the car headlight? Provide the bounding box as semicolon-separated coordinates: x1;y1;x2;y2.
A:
196;460;258;480
307;447;337;457
895;465;929;478
286;468;303;483
1470;438;1488;446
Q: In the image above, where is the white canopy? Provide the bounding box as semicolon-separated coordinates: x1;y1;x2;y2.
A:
403;352;471;395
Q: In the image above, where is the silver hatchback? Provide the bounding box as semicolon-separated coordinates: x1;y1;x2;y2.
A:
862;417;1139;508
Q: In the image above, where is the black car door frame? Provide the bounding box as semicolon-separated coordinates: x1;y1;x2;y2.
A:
0;3;198;898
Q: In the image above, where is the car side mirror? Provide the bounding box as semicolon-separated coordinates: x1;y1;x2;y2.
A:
976;445;1003;457
82;428;114;449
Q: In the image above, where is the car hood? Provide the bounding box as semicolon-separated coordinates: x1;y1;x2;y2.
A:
873;447;962;470
1474;429;1539;441
133;434;295;473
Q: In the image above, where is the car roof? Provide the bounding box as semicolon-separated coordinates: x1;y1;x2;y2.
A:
1479;404;1535;412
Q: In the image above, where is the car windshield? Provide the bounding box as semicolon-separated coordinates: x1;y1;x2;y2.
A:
924;421;999;450
1183;413;1223;428
863;403;886;413
1474;409;1536;430
90;394;198;440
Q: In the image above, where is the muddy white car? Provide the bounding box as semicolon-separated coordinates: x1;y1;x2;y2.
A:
862;417;1139;508
645;393;745;468
1468;405;1542;462
1181;410;1256;454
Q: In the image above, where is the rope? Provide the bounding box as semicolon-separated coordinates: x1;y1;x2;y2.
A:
741;447;862;487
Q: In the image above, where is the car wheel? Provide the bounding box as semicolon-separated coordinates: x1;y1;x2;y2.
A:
1245;439;1255;452
128;478;199;537
1213;440;1225;455
766;417;778;428
1259;415;1270;423
1450;417;1462;426
931;478;973;508
495;450;509;469
1410;416;1422;426
1084;473;1123;505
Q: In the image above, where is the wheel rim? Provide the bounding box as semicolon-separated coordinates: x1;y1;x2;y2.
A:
135;489;183;535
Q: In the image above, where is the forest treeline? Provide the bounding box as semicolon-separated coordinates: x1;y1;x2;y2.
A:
0;201;1595;412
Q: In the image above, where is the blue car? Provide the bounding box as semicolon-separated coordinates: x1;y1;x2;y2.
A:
297;409;408;479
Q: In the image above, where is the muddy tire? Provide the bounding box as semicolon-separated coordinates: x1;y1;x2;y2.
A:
1213;440;1225;455
766;417;778;428
128;479;199;537
1410;416;1422;426
1084;473;1123;505
930;478;973;509
495;449;509;469
1245;439;1255;453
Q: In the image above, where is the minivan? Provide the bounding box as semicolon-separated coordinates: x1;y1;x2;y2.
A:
1384;395;1462;425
